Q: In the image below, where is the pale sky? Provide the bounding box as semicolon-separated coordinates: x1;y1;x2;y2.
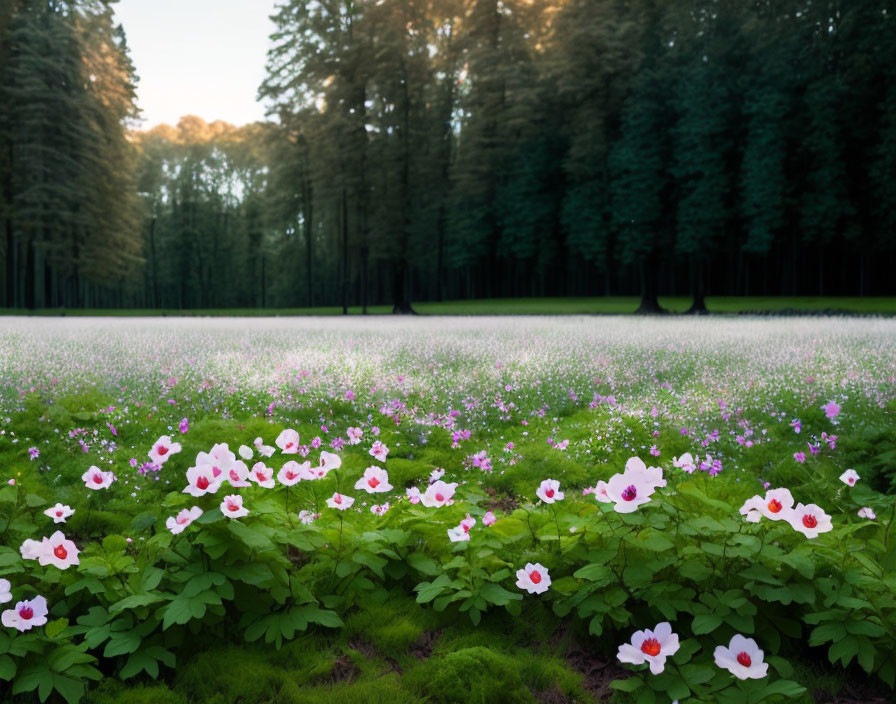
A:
113;0;279;128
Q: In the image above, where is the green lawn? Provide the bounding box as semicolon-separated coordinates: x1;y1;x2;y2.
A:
2;296;896;317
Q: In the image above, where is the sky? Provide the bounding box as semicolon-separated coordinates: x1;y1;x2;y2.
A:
113;0;279;128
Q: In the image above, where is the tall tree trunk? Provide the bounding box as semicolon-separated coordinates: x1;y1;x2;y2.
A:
687;258;708;314
341;187;348;316
361;245;368;314
635;252;666;314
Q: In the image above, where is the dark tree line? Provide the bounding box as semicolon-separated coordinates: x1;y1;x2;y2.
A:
2;0;895;311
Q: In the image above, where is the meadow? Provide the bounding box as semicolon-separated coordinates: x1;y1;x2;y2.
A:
0;316;894;704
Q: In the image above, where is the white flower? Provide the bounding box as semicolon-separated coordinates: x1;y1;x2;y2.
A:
44;503;74;524
166;506;203;535
369;441;389;463
420;480;458;507
326;492;355;511
536;478;564;504
238;445;254;461
149;435;181;465
714;634;768;680
221;494;249;519
82;466;115;490
0;578;11;604
248;462;275;488
254;437;275;457
839;469;859;486
605;472;654;513
788;503;832;539
38;531;80;569
741;488;795;523
617;622;681;675
1;595;48;632
516;562;550;594
858;507;876;520
672;453;696;473
355;466;392;494
275;429;300;454
625;457;666;489
346;427;363;445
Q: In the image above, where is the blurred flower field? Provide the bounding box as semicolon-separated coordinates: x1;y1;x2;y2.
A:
0;316;895;704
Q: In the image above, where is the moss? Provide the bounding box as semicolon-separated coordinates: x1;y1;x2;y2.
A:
342;596;435;658
409;646;536;703
174;647;291;702
87;682;188;704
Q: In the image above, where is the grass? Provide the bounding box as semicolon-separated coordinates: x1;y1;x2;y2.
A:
2;296;896;317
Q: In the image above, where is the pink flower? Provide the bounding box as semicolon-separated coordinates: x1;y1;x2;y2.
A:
326;492;355;511
371;502;391;516
421;480;458;507
516;563;550;594
183;465;221;497
2;595;48;632
793;452;806;464
221;494;249;519
82;466;115;490
19;539;43;561
673;453;695;473
858;507;876;520
822;402;841;420
740;488;794;523
714;634;768;680
44;503;74;524
482;511;496;526
346;427;363;445
0;579;10;605
617;622;680;674
224;460;251;488
195;444;235;481
178;418;190;434
253;437;275;458
278;460;311;486
28;447;39;461
166;506;203;535
406;487;422;504
788;503;832;539
149;435;181;466
38;531;79;570
248;462;275;488
355;466;392;494
536;479;564;504
369;441;389;463
605;461;659;514
839;469;859;486
276;429;300;454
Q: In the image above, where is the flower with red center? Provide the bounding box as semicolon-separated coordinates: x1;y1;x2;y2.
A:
839;469;859;486
605;472;654;514
1;595;48;632
195;444;236;480
37;531;79;570
740;488;794;523
220;494;249;519
43;503;74;524
248;462;276;488
787;502;832;539
276;429;300;454
326;492;355;511
714;634;768;679
308;451;342;479
81;466;115;490
420;480;458;508
617;622;680;674
183;465;221;497
369;441;390;463
354;466;392;494
516;563;551;595
536;479;564;504
166;506;203;535
149;435;182;466
225;460;251;488
277;460;311;486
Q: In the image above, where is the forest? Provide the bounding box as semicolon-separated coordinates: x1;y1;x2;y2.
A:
1;0;894;312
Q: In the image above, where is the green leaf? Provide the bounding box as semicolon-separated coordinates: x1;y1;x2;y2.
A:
692;613;722;634
51;673;85;704
45;618;69;639
25;493;47;508
109;593;165;614
407;551;439;576
573;563;614;585
0;654;16;681
479;581;522;606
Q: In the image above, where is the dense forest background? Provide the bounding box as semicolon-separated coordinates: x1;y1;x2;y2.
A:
0;0;894;311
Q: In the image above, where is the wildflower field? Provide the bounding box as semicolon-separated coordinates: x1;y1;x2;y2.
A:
0;316;895;704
